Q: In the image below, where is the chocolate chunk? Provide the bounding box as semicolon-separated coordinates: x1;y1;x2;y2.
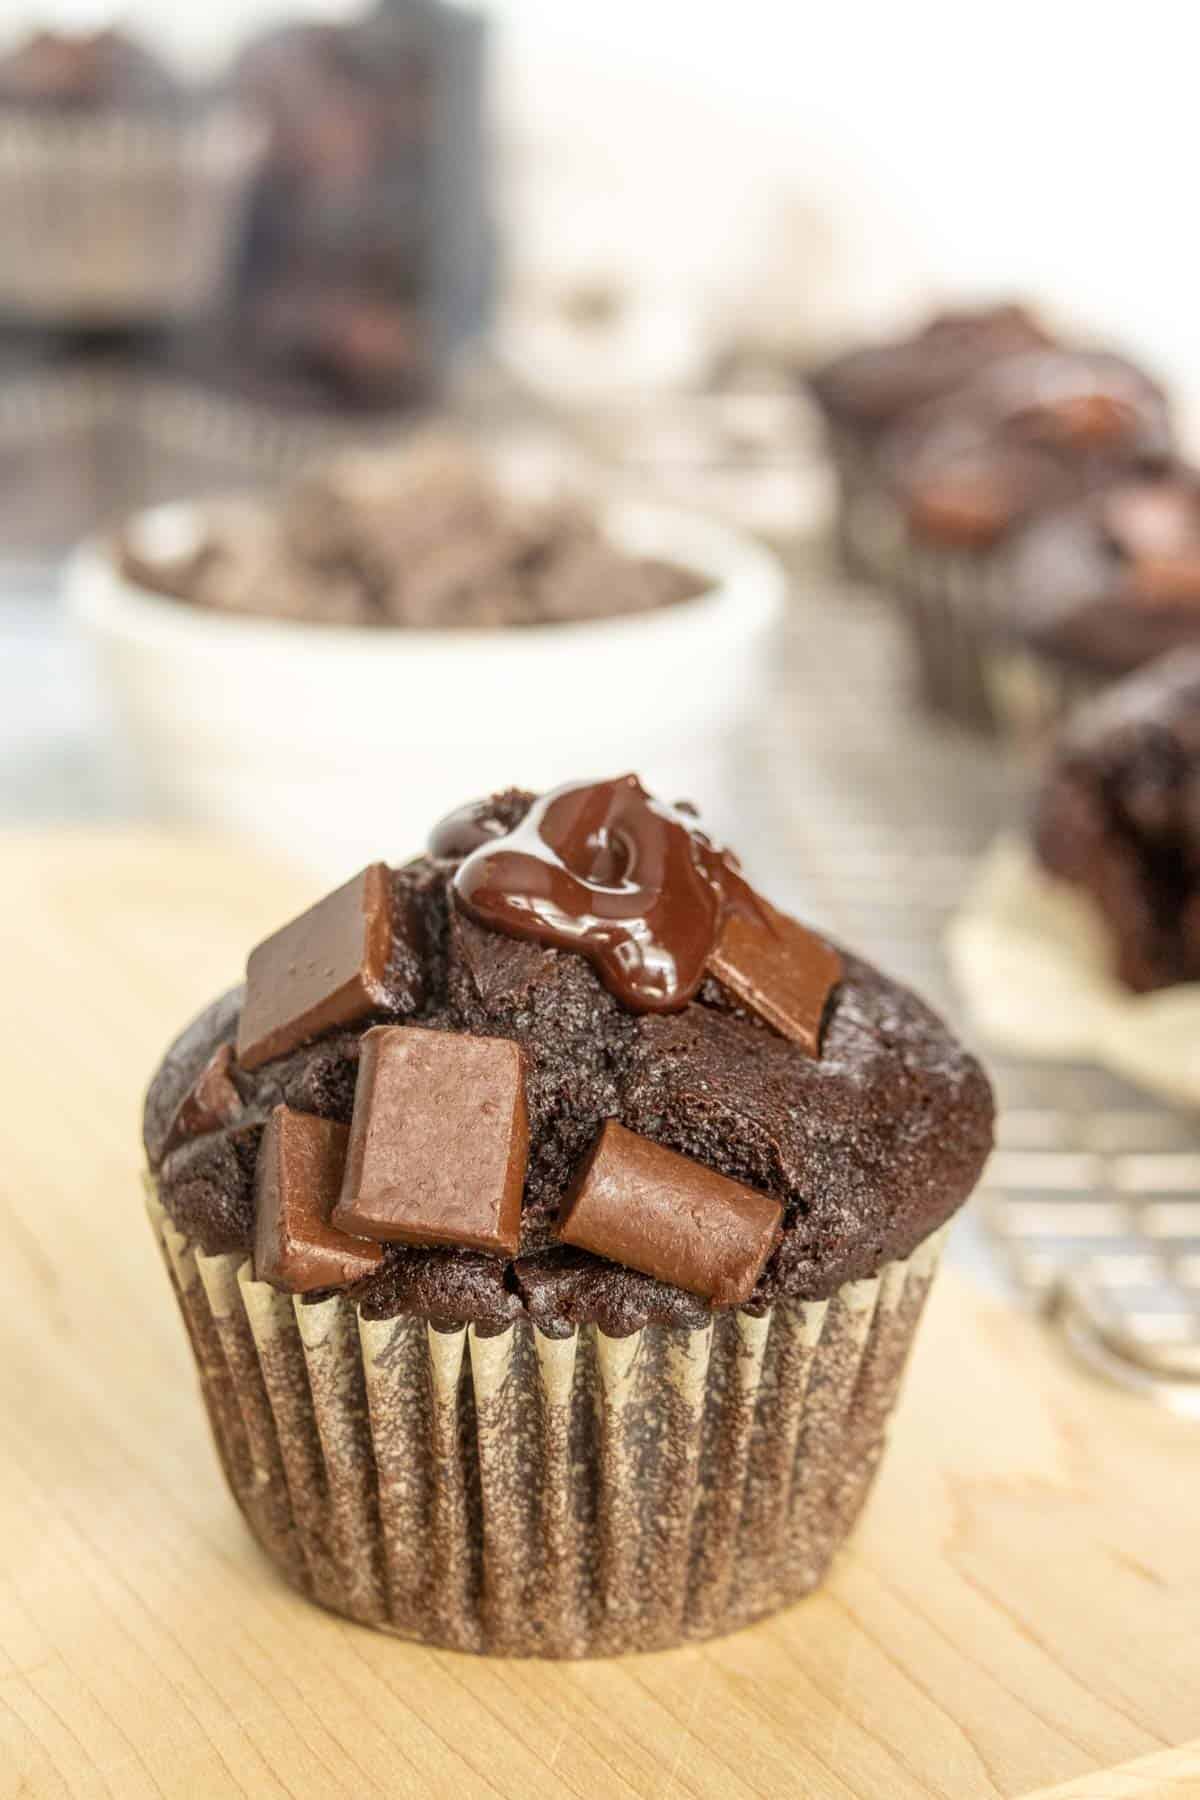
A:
557;1121;782;1308
906;465;1015;549
237;864;395;1071
254;1106;384;1294
143;986;242;1168
333;1025;528;1255
162;1044;242;1156
1105;482;1200;559
708;903;842;1056
1102;482;1200;605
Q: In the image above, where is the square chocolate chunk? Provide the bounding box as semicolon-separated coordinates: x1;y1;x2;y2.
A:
161;1042;242;1157
708;904;842;1056
558;1120;782;1308
333;1025;528;1257
237;863;394;1070
254;1105;384;1294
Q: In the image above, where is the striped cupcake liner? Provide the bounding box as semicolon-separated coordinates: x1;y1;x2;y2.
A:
824;430;906;585
895;540;1008;734
0;104;264;325
148;1184;946;1658
979;642;1112;748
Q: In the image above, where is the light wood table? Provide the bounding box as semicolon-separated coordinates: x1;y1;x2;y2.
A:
2;832;1198;1800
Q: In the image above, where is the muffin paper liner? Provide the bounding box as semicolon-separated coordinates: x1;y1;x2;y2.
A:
873;533;1014;734
124;378;422;505
979;642;1110;747
0;105;263;323
948;835;1200;1106
825;430;904;584
147;1183;946;1657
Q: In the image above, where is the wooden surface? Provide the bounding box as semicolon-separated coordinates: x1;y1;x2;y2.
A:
2;830;1199;1800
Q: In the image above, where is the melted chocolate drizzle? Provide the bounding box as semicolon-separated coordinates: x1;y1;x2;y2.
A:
428;800;508;860
451;775;768;1013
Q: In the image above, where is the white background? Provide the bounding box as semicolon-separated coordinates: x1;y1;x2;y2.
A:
6;0;1198;430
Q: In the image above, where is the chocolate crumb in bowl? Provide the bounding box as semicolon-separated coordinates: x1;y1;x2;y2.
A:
144;776;993;1655
115;437;705;630
115;435;711;631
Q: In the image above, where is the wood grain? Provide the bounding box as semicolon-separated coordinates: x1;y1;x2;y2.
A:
1;830;1198;1800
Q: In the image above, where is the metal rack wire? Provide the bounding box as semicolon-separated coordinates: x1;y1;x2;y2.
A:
747;554;1200;1412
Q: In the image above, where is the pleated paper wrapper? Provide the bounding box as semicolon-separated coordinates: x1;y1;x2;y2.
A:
828;460;1013;736
0;104;263;324
890;539;1110;747
148;1185;946;1658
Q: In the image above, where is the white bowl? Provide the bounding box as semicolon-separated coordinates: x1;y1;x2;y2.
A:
68;499;787;881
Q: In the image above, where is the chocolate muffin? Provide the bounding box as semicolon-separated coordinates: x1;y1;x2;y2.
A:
0;29;263;326
988;470;1200;739
808;303;1054;576
1033;651;1200;993
875;349;1174;731
144;776;992;1656
228;5;491;411
0;28;177;112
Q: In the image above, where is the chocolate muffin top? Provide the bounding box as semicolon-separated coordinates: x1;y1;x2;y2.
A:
1034;651;1200;993
808;303;1054;439
1004;470;1200;675
879;349;1174;549
145;779;993;1335
0;29;179;112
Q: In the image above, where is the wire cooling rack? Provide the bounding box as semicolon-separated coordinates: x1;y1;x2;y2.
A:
744;551;1200;1414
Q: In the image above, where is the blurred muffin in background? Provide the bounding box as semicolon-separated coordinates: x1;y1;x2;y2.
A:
0;26;264;328
949;650;1200;1101
1033;650;1200;994
807;304;1055;576
0;27;176;111
227;4;492;414
987;469;1200;741
876;348;1174;731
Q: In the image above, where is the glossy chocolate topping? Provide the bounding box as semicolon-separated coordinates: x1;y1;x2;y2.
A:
451;775;777;1014
453;776;727;1010
428;799;509;860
